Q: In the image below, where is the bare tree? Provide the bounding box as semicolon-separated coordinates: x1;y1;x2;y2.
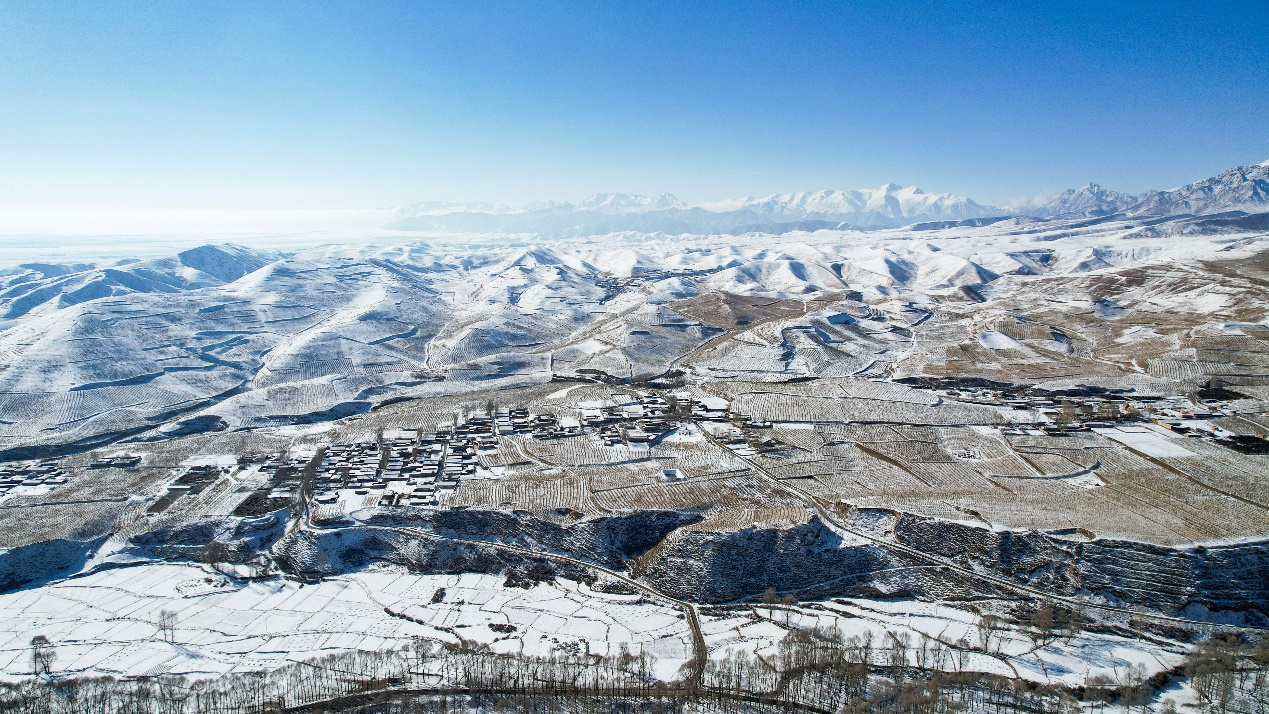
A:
1084;673;1116;714
977;613;1006;654
954;637;971;672
30;635;55;677
885;629;912;683
159;609;179;643
1028;602;1057;648
780;593;797;625
156;675;190;714
1115;662;1152;713
914;634;933;671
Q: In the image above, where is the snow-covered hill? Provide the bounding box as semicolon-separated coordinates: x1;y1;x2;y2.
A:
0;244;276;321
1;204;1265;458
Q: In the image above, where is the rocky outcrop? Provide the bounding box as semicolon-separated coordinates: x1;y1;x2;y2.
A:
270;508;702;580
885;512;1269;624
126;509;290;563
646;519;904;602
115;505;1269;627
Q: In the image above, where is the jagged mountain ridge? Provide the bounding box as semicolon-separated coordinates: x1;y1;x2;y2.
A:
1126;160;1269;216
387;159;1269;236
701;185;994;224
1016;159;1269;219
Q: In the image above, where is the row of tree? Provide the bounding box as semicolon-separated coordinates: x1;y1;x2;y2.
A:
3;629;1265;713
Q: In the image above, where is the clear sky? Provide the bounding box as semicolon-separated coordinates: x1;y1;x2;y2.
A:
1;0;1266;216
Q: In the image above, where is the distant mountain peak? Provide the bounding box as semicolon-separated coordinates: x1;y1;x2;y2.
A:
1013;183;1137;219
576;192;687;214
398;199;508;215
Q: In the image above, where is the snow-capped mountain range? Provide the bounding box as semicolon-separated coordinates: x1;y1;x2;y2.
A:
387;184;999;235
387;159;1269;236
1125;160;1269;217
1012;160;1269;220
701;185;992;224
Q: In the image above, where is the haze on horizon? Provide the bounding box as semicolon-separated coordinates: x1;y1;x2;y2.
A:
1;0;1267;231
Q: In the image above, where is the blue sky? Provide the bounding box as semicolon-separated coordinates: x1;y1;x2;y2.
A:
1;0;1266;212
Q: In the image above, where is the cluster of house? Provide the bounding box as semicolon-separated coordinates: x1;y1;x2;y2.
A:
234;454;309;510
578;392;674;445
711;424;758;457
0;459;67;499
940;389;1269;449
89;454;143;469
572;391;731;446
311;425;489;509
148;463;226;514
594;269;693;300
466;408;536;442
932;386;1245;436
297;392;748;510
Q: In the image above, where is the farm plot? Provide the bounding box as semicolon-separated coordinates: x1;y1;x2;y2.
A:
728;391;1004;425
755;456;863;483
766;425;828;453
1005;434;1103;472
586;461;683;493
519;437;650;469
787;340;875;378
691;501;812;531
668;292;820;330
857;440;1267;544
1157;439;1269;503
688;341;794;378
708;378;939;406
443;472;589;511
0;564;694;682
1086;446;1269;541
591;472;787;514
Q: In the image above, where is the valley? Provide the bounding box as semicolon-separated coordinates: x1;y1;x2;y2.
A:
1;175;1268;713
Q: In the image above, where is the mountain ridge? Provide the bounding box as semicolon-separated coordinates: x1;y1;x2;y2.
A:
387;184;999;235
387;159;1269;236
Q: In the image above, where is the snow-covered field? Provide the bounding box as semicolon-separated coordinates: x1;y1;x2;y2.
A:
0;563;693;682
700;599;1187;689
0;559;1189;692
